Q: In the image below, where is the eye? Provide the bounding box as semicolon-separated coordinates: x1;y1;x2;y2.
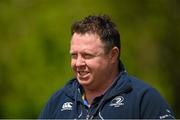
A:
71;53;78;59
83;54;94;59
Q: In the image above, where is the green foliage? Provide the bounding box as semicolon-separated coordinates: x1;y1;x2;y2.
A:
0;0;179;118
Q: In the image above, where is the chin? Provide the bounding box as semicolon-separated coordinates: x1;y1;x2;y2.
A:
77;79;91;86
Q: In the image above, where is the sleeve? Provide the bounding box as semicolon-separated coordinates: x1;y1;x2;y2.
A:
140;88;175;119
38;99;52;119
38;90;63;119
38;95;58;119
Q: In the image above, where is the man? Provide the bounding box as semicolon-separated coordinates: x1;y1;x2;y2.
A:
39;15;175;119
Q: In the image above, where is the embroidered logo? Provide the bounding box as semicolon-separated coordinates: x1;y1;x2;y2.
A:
61;102;73;111
159;109;175;119
109;96;124;107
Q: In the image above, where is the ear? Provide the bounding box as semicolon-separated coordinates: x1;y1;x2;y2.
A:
110;47;119;63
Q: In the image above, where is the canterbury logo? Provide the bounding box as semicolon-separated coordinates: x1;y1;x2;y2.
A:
61;102;73;111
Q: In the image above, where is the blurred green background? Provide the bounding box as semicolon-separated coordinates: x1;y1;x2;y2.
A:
0;0;179;118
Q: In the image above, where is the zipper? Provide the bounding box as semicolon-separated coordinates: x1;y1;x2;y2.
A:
86;114;90;120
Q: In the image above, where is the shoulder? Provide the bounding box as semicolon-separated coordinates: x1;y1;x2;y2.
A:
39;78;77;118
121;73;152;95
124;74;161;97
125;74;166;103
49;78;77;102
124;74;175;119
128;75;151;90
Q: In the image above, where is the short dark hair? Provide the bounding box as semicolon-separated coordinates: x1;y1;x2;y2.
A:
71;15;121;56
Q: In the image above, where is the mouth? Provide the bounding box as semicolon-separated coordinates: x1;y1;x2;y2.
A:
77;71;90;79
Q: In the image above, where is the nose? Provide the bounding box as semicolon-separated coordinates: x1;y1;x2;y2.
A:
75;56;85;67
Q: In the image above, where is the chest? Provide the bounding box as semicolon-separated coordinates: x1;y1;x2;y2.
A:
54;95;139;119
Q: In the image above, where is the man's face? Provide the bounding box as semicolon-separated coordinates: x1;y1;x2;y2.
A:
70;33;113;90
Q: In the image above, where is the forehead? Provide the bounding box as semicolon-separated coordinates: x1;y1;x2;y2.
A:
70;33;105;52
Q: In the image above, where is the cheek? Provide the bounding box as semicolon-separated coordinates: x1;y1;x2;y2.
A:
71;60;76;70
92;60;109;71
87;59;105;70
